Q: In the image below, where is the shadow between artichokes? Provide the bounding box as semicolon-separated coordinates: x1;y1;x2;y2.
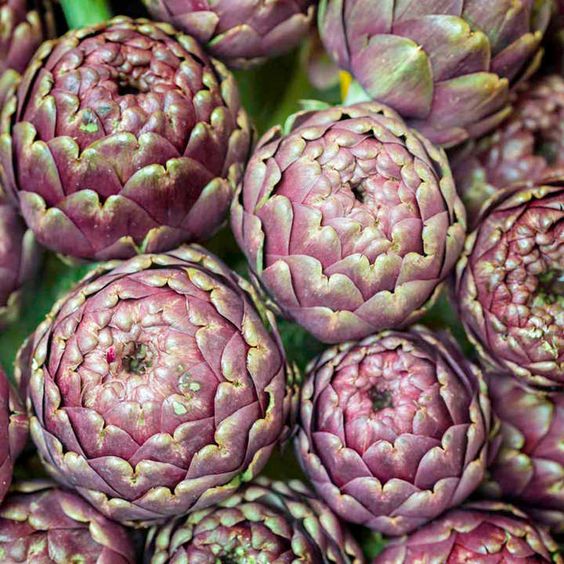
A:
19;245;296;526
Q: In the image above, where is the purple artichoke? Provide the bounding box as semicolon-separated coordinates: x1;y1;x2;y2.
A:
296;326;493;536
0;481;136;562
0;189;40;329
0;367;27;504
142;0;316;69
0;16;252;261
452;74;564;223
318;0;552;147
23;245;292;526
147;477;364;563
232;103;466;344
456;181;563;388
0;0;55;106
374;501;561;563
483;373;563;533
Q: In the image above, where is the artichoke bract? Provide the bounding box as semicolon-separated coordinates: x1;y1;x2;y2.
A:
0;368;27;504
147;477;364;563
0;189;40;329
456;181;563;388
453;74;564;223
296;327;492;536
232;103;466;344
374;502;561;563
23;246;292;525
143;0;316;69
318;0;552;147
483;373;563;533
0;17;252;261
0;481;135;563
0;0;54;106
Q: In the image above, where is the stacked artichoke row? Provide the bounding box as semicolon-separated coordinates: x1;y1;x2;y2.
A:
0;0;561;562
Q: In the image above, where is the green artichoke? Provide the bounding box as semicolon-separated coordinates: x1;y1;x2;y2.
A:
22;246;293;526
0;481;136;562
482;373;563;533
142;0;316;69
0;367;27;504
318;0;552;147
452;74;564;223
0;16;252;261
0;0;55;107
456;181;563;388
147;477;364;563
232;103;466;344
0;188;40;329
296;326;493;536
374;501;561;563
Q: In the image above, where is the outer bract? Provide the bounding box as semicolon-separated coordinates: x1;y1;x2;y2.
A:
0;481;135;563
483;373;563;533
453;74;564;223
143;0;316;69
0;189;40;329
456;181;563;388
318;0;552;147
232;103;466;344
0;368;27;504
147;477;364;563
24;245;291;526
0;0;54;106
0;17;251;261
296;326;492;536
374;502;561;563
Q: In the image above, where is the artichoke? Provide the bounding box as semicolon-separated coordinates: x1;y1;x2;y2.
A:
318;0;552;147
374;501;561;563
0;16;252;261
456;181;563;388
0;367;27;504
142;0;316;69
0;481;136;563
0;0;54;107
23;245;292;525
0;189;40;329
483;372;563;533
453;74;564;223
232;103;466;344
147;477;364;563
296;326;493;536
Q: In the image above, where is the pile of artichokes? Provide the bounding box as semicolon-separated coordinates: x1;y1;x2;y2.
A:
0;0;561;562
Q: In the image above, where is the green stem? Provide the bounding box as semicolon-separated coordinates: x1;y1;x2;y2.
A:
60;0;113;29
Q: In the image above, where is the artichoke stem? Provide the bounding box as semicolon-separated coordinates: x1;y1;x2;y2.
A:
60;0;112;28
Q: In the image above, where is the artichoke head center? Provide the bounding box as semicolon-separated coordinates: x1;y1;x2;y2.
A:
121;342;153;375
368;387;393;411
537;270;564;303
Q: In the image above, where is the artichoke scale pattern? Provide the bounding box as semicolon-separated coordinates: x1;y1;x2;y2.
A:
452;74;564;224
0;368;27;505
456;181;563;388
0;17;252;261
374;501;562;563
143;0;316;68
483;373;564;533
24;246;291;525
0;481;136;563
232;102;466;344
318;0;553;147
296;327;493;536
147;477;364;563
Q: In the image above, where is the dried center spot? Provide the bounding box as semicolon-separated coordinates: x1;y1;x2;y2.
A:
369;387;393;411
